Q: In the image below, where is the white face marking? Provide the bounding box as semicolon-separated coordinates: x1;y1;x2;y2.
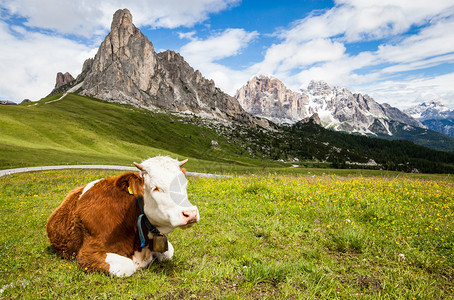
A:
80;179;101;198
138;157;199;231
105;253;137;277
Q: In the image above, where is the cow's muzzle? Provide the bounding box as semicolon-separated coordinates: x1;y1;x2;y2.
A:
181;209;199;225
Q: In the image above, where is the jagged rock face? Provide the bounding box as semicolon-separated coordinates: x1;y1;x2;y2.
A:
80;9;156;106
153;50;250;122
55;72;75;89
405;101;454;137
236;75;308;124
78;9;252;124
236;75;424;135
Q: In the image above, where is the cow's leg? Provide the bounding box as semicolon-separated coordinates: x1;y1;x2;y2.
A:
77;239;137;277
105;253;138;277
154;241;174;262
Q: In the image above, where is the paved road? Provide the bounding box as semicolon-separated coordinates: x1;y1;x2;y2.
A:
0;165;225;178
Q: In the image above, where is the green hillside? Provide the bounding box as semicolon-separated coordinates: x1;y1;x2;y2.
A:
1;93;453;173
0;93;271;171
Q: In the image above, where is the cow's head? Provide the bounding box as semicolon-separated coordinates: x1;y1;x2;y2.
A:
134;156;199;233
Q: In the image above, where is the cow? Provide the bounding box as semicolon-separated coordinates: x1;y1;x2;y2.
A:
46;156;199;277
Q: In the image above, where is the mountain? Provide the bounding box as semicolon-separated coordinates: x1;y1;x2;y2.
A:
404;101;454;138
236;75;454;151
236;74;422;133
56;9;260;126
55;72;75;89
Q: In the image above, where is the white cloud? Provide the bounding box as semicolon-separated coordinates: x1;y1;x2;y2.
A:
127;0;241;29
281;5;408;44
283;0;454;43
0;0;108;37
356;73;454;109
258;38;346;77
375;17;454;65
181;28;258;63
0;22;95;101
177;31;197;41
0;0;241;37
179;28;259;94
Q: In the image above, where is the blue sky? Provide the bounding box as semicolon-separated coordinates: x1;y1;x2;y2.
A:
1;0;453;109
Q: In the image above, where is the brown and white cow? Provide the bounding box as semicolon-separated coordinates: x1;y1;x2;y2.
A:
46;156;199;277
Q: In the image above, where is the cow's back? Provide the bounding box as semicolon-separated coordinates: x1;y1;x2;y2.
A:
46;186;85;259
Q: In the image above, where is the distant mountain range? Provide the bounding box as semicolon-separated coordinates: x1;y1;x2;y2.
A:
235;75;453;151
404;101;454;138
235;74;423;134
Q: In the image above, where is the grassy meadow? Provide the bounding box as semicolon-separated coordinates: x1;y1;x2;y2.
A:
1;169;453;299
0;93;277;171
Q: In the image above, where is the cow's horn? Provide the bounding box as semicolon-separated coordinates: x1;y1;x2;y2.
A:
179;159;188;167
133;162;147;174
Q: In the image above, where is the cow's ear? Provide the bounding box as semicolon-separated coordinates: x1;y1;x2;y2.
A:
116;173;143;195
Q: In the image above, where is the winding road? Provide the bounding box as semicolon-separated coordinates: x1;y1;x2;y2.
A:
0;165;225;178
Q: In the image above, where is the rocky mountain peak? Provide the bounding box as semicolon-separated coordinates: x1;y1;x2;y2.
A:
404;101;450;119
422;100;445;108
307;80;332;95
245;74;290;96
60;9;255;125
404;100;454;137
235;74;424;135
236;74;306;124
111;8;133;31
55;72;74;89
299;113;322;126
109;8;145;56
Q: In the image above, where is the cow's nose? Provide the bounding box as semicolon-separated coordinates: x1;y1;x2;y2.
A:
181;209;198;224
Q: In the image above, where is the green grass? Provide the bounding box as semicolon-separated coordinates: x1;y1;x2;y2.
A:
0;93;279;171
1;170;453;299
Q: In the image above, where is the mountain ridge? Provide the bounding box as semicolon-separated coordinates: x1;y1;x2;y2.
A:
236;74;424;134
404;101;454;138
235;74;454;151
68;9;262;127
